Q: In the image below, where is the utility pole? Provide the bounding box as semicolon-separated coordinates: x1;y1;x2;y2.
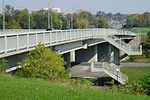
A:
86;14;88;29
28;11;31;30
48;0;53;29
2;0;5;31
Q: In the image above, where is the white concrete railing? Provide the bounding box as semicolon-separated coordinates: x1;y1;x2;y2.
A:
0;29;136;57
91;62;128;84
103;35;142;55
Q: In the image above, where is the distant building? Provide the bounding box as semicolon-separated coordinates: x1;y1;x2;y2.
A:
109;19;126;29
109;21;123;29
43;7;61;13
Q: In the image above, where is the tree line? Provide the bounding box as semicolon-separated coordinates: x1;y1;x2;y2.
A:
126;12;150;28
0;5;129;30
0;5;150;30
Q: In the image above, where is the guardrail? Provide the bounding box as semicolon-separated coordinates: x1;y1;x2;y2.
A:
0;29;137;57
91;62;128;84
104;35;142;55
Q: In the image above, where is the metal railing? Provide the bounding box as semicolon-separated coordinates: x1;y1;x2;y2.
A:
103;35;142;55
0;29;138;57
91;62;128;84
0;29;45;34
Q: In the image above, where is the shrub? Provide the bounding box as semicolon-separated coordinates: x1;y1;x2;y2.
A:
109;75;150;96
70;78;92;86
0;59;8;74
16;44;68;80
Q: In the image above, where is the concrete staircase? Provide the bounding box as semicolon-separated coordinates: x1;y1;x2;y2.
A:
91;62;128;84
103;35;142;55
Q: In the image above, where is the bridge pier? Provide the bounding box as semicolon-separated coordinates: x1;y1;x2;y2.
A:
75;45;98;64
63;52;71;68
111;46;120;66
98;43;111;62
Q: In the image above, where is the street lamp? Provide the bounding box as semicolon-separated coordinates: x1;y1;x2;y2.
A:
2;0;5;31
96;17;99;28
48;0;53;29
28;11;31;30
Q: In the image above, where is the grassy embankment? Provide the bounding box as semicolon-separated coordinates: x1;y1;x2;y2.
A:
0;74;149;100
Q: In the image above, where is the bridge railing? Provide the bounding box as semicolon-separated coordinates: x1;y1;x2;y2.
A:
0;29;95;54
0;29;137;56
0;29;45;34
91;62;128;84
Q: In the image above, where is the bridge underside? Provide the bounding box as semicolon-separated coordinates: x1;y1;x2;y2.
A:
71;63;108;78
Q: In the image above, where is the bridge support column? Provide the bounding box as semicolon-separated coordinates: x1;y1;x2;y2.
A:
111;46;120;66
75;45;98;64
98;43;111;62
63;52;71;68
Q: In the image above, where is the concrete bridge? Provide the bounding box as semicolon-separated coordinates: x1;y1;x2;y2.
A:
0;28;142;84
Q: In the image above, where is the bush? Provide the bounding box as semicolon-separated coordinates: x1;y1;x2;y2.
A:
0;59;8;74
109;75;150;96
16;44;68;80
70;78;92;86
126;56;136;62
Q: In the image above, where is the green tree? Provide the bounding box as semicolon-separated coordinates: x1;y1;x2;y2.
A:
6;19;21;29
32;10;48;29
53;13;63;29
0;14;2;29
98;18;108;28
74;18;87;29
17;44;66;79
0;59;8;74
13;9;29;29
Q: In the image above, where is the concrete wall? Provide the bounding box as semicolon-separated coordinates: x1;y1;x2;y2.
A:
63;52;71;68
111;46;120;65
75;45;98;63
98;42;111;62
5;53;27;68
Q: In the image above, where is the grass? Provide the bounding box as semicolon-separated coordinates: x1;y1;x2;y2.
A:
131;27;150;34
121;67;150;81
0;75;149;100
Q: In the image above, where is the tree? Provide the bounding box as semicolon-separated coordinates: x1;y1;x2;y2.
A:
13;9;29;29
17;44;66;79
96;11;106;18
53;13;63;29
126;13;150;28
0;14;2;29
5;5;15;23
74;18;87;29
0;59;8;73
6;19;21;29
98;18;108;28
32;10;48;29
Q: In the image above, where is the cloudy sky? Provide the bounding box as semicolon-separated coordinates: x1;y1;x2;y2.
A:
0;0;149;14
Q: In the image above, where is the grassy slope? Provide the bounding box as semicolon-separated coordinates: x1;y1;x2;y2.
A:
121;67;150;81
0;75;149;100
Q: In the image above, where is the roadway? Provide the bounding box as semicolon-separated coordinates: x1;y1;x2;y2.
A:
121;63;150;67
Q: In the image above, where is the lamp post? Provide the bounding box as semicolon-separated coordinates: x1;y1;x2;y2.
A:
96;17;99;28
2;0;5;31
28;11;30;30
48;0;53;29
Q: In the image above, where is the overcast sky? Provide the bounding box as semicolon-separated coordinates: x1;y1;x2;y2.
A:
0;0;150;14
